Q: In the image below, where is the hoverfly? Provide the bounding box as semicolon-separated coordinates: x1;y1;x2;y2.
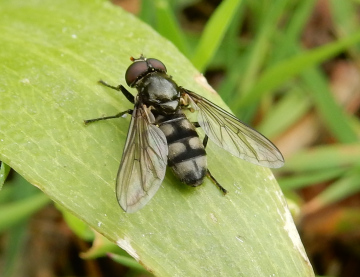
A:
85;55;284;213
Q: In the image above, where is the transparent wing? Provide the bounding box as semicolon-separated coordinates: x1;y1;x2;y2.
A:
116;104;168;213
183;89;284;168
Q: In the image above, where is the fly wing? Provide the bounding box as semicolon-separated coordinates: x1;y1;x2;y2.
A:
183;89;284;168
117;104;168;213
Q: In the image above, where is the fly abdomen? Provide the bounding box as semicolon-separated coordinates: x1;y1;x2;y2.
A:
157;112;207;186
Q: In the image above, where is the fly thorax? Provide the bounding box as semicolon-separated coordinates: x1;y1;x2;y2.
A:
138;73;180;114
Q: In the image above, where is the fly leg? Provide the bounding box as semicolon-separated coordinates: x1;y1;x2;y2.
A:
203;135;209;148
206;169;228;195
84;109;133;125
204;138;228;194
84;80;135;124
98;80;135;104
192;122;228;195
192;122;209;148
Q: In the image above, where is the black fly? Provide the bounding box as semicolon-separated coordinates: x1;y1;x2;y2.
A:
84;55;284;213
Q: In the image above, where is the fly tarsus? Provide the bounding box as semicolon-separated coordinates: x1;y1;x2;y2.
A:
206;169;228;195
84;109;133;125
98;80;135;104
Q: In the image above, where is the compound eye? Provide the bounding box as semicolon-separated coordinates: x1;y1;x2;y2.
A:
147;58;167;72
125;61;148;87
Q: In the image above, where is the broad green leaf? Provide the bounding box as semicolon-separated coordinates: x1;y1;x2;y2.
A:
0;0;314;276
57;204;95;241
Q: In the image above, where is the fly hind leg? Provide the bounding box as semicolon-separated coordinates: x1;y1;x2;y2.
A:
206;169;228;195
192;122;209;148
193;122;227;194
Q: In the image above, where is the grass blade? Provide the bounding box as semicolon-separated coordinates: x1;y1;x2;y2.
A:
191;0;242;71
237;31;360;109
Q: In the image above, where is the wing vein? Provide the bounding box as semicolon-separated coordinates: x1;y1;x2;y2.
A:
183;89;284;168
116;104;168;213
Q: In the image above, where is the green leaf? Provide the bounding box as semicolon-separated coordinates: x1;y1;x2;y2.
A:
0;162;11;190
57;204;95;241
0;0;314;276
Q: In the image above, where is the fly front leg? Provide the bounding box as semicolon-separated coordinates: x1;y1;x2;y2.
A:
84;109;133;125
85;80;135;124
98;80;135;104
